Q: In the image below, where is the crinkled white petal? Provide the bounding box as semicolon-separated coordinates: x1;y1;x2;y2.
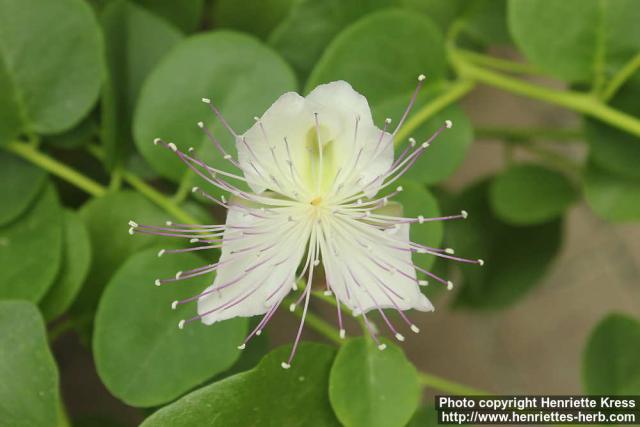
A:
197;205;309;324
320;218;433;316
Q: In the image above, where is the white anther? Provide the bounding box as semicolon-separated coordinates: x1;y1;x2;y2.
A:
189;238;199;243
461;210;468;219
421;142;430;148
385;118;392;124
158;249;165;257
418;215;424;224
411;324;420;333
418;74;426;81
175;271;183;279
396;186;403;192
128;220;138;227
171;300;178;310
395;333;405;342
192;186;199;193
178;320;185;329
254;116;260;121
281;362;291;369
419;280;428;286
197;121;204;128
323;290;333;296
165;220;173;226
292;283;298;291
445;248;455;254
447;281;454;290
417;248;427;254
154;279;161;286
378;343;387;351
224;154;232;160
201;97;211;104
289;303;296;312
409;137;416;147
153;138;161;145
445;120;453;128
478;259;485;266
313;259;320;266
167;142;177;152
221;195;227;203
128;227;135;235
237;344;246;350
256;329;262;336
339;329;346;339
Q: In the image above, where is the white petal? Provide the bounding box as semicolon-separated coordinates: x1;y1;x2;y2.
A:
305;81;373;126
320;217;433;316
197;205;309;324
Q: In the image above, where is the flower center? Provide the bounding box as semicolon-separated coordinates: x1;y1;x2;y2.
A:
310;196;323;206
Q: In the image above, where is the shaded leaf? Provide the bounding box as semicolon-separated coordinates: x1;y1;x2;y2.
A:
134;0;203;33
0;151;47;226
215;0;295;39
584;161;640;222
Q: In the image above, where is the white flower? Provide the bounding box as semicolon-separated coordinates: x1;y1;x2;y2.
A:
130;76;482;368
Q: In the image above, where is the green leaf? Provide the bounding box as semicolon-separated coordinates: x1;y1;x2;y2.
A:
0;151;47;225
72;191;166;318
0;0;103;145
141;343;340;427
406;406;439;427
462;0;511;46
94;248;247;407
448;180;562;309
100;0;184;169
394;179;443;272
400;0;465;32
39;210;91;321
490;164;577;225
329;338;420;427
0;183;63;302
0;300;60;427
583;313;640;394
374;89;474;185
215;0;296;39
306;9;446;102
585;77;640;179
508;0;640;83
133;0;203;33
584;161;640;222
134;31;297;182
269;0;396;80
42;113;98;149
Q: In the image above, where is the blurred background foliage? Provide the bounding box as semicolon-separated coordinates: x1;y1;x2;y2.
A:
0;0;639;426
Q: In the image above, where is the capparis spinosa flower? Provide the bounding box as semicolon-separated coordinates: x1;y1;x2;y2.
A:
129;77;483;368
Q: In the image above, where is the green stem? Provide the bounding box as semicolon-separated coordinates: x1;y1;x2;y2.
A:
602;52;640;101
312;291;368;334
457;49;541;75
452;52;640;138
475;126;584;142
519;143;582;176
418;372;489;396
172;174;193;204
48;318;74;343
284;296;342;345
121;171;200;225
394;80;475;145
5;142;107;197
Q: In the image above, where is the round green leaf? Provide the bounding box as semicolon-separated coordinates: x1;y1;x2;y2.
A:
0;0;103;144
583;313;640;394
584;161;640;222
375;89;473;185
306;9;446;102
42;113;98;149
39;210;91;321
407;406;438;427
215;0;295;39
0;151;47;225
448;180;562;309
269;0;396;80
134;0;203;33
394;179;443;271
101;0;183;168
94;248;247;407
329;338;420;427
0;300;60;427
400;0;465;32
462;0;511;46
585;78;640;179
490;164;577;225
73;191;167;317
134;31;297;182
508;0;640;82
0;183;63;302
141;343;340;426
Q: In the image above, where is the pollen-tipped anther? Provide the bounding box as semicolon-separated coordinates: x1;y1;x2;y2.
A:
178;320;185;329
339;329;346;339
378;343;387;351
410;324;420;333
447;281;454;290
197;121;204;128
445;120;453;128
237;344;246;350
395;333;405;342
478;259;485;266
281;362;291;369
158;249;165;257
418;74;426;81
154;279;161;286
171;300;178;310
289;303;296;312
461;210;468;219
201;97;211;104
153;138;161;145
128;227;135;235
445;248;455;254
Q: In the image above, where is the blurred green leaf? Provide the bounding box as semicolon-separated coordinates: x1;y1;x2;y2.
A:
400;0;465;31
41;113;98;149
583;313;640;394
306;9;446;100
133;0;203;33
508;0;640;83
100;0;184;169
329;338;420;427
448;180;562;309
395;179;443;271
462;0;511;46
374;89;473;185
0;0;103;145
94;247;247;407
269;0;396;80
585;77;640;179
215;0;296;39
134;31;297;182
141;343;340;427
584;161;640;222
39;210;91;321
490;164;577;225
72;191;166;319
0;300;60;427
0;183;63;302
406;406;439;427
0;151;46;226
